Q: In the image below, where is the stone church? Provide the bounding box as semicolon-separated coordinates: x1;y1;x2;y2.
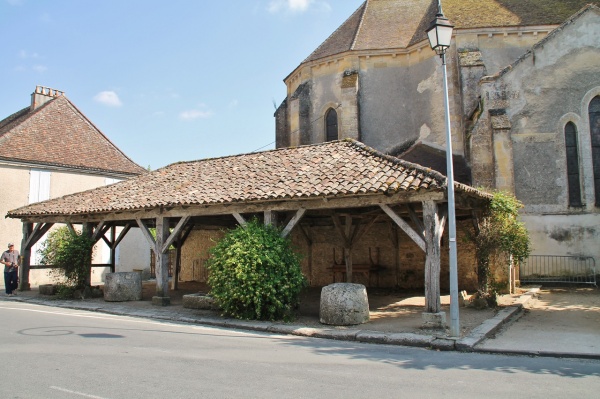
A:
275;0;600;270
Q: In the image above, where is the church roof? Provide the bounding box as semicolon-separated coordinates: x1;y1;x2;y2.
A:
0;94;146;176
304;0;600;63
7;139;487;219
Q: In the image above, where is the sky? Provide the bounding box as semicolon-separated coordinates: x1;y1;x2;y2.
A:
0;0;364;170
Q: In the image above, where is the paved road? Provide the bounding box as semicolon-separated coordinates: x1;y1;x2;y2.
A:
1;301;599;399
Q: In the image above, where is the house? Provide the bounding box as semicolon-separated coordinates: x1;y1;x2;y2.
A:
0;86;150;289
274;0;600;273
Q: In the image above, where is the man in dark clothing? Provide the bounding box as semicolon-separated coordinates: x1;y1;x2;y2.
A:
1;243;20;296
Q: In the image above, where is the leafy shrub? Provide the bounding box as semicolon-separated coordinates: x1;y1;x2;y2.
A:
39;226;95;293
470;190;531;296
206;220;306;321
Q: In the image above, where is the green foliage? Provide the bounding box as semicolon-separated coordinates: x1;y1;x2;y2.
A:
206;220;306;321
39;226;95;291
470;191;531;294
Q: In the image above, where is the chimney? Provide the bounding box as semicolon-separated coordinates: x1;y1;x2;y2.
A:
31;85;64;110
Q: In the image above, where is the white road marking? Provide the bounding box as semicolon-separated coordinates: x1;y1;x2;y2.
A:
50;386;111;399
0;303;258;336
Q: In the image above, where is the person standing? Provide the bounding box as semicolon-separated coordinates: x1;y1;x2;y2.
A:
1;243;19;296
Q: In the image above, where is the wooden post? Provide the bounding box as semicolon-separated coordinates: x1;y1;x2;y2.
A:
18;223;33;291
172;240;181;291
110;226;116;273
82;223;93;287
422;201;445;313
154;216;170;304
344;215;353;283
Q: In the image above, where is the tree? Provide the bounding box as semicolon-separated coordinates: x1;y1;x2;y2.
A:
38;226;95;297
471;191;531;297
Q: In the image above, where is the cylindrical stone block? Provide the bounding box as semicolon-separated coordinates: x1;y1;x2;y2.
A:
103;272;142;302
319;283;370;326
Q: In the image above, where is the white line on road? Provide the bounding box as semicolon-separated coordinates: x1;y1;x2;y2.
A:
50;386;111;399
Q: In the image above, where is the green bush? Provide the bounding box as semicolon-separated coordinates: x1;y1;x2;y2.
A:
39;226;95;293
206;220;306;321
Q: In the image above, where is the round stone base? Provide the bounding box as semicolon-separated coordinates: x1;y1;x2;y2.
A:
319;283;370;326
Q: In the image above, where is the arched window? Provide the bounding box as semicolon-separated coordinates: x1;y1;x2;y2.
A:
589;96;600;206
565;122;582;207
325;108;338;142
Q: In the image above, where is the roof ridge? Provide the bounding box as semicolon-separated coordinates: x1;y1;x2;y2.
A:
302;1;367;64
346;139;448;184
59;97;146;174
350;0;369;50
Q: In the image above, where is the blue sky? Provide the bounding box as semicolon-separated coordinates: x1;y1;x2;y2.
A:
1;0;363;169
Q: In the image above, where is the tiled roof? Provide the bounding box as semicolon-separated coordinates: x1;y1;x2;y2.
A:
303;0;600;63
0;95;146;176
7;139;487;218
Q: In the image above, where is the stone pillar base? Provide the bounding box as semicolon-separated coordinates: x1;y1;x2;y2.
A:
104;272;142;302
39;284;55;295
152;296;171;306
320;283;369;326
422;311;447;328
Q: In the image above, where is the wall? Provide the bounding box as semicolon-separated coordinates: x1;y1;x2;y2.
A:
470;10;600;266
0;162;150;288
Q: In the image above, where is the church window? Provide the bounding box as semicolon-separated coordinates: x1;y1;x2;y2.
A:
325;108;338;142
589;96;600;206
565;122;582;207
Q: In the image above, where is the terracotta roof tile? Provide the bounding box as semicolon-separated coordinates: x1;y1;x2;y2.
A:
8;140;491;219
0;95;146;176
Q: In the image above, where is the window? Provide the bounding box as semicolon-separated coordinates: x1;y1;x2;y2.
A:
589;96;600;206
565;122;582;207
325;108;338;142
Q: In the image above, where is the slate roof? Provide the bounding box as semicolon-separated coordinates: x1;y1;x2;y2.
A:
7;139;488;219
0;95;146;176
304;0;600;63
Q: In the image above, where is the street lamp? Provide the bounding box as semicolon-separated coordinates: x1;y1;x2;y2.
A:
426;1;460;337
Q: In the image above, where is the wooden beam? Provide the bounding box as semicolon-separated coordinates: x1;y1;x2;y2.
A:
91;221;108;242
379;204;426;252
161;216;190;253
232;212;247;226
422;200;444;313
154;216;170;301
406;204;425;241
17;191;447;225
264;210;273;226
113;223;132;248
24;222;53;250
136;218;156;250
280;208;306;238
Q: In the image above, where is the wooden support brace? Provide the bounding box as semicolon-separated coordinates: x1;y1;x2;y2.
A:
281;208;306;238
233;212;247;226
380;204;426;252
161;216;190;253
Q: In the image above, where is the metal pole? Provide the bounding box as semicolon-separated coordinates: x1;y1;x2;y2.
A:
441;52;460;337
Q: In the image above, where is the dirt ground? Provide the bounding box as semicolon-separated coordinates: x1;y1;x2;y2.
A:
518;286;600;334
140;281;525;337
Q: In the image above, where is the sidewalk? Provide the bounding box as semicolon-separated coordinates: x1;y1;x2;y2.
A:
2;283;598;359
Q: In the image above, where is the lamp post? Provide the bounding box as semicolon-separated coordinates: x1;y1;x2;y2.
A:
426;1;460;337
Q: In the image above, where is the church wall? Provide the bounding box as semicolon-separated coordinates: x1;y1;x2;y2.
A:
471;10;600;266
